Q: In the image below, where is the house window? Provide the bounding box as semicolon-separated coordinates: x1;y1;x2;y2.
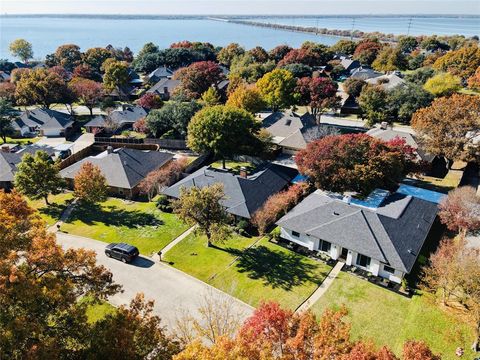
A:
291;231;300;238
356;254;371;268
383;265;395;274
320;240;331;253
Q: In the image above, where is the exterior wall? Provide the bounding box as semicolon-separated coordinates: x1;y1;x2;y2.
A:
280;227;405;284
280;228;319;251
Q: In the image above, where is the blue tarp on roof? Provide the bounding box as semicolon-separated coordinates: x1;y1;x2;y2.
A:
397;183;445;204
349;188;390;209
292;174;308;183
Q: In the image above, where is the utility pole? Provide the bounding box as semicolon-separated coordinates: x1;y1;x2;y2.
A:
407;17;413;36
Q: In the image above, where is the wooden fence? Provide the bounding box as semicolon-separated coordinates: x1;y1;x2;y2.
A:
94;137;188;150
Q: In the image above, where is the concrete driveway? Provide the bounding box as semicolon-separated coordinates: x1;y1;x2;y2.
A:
56;232;253;328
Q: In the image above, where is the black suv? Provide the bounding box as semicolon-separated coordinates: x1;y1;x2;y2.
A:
105;243;139;263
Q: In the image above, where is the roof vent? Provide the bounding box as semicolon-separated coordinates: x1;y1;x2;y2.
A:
333;211;340;216
285;119;292;126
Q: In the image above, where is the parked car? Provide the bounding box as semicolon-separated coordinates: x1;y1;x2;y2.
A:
105;243;139;263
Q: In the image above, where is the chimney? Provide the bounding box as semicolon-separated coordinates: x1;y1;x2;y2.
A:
380;121;388;130
239;166;248;178
1;146;10;153
164;87;169;96
106;146;113;154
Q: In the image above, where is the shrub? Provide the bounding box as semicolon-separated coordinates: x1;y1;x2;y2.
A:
252;183;309;234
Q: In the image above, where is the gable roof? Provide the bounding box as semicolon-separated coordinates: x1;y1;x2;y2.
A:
0;152;22;182
350;67;382;80
277;189;438;273
60;148;174;189
148;66;173;81
262;111;317;150
366;127;435;162
365;73;406;91
16;109;73;131
163;163;298;219
340;58;361;72
84;106;148;128
147;78;181;95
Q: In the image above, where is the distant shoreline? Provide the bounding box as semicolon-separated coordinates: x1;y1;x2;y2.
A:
1;14;479;19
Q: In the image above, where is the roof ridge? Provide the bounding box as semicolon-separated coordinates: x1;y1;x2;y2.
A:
305;208;361;234
359;211;388;263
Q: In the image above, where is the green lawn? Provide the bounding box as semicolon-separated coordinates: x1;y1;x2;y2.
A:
60;198;189;255
311;272;475;359
85;301;116;323
3;136;40;145
165;235;332;310
28;192;74;226
210;160;256;175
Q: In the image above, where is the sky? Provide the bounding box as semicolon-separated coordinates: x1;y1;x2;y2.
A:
1;0;480;15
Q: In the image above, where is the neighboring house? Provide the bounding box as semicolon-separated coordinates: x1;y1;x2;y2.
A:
163;163;298;220
340;57;361;73
0;143;21;153
0;71;11;82
17;143;73;160
146;66;174;84
262;111;317;154
277;187;439;284
367;126;435;163
338;90;361;115
84;106;148;134
60;147;174;199
147;78;181;100
365;73;406;91
350;67;382;80
14;109;74;137
0;152;22;189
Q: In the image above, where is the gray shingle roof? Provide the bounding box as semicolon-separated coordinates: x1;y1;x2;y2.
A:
350;67;382;80
163;164;298;219
147;78;181;95
16;109;73;132
60;148;174;189
84;106;148;128
262;112;316;150
0;152;22;182
276;190;438;273
365;73;406;91
147;66;174;83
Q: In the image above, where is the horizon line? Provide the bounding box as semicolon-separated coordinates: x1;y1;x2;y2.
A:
2;13;479;17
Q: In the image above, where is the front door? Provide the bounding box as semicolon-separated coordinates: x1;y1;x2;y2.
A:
340;248;348;260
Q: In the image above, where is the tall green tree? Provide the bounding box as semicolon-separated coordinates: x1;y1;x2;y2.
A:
14;151;65;205
0;99;16;143
256;69;296;111
146;100;201;138
55;44;82;71
9;39;33;63
387;83;433;124
102;59;130;96
423;72;462;97
372;46;407;71
174;184;232;247
187;105;261;168
358;85;389;126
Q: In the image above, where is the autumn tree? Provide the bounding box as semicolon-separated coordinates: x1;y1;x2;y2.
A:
268;45;293;63
15;68;70;108
14;151;65;205
187;105;261;168
55;43;83;70
217;43;245;66
200;87;222;106
69;78;104;116
331;39;358;55
74;162;108;205
248;46;269;63
358;85;389;126
296;134;412;196
137;92;163;109
403;340;441;360
102;59;130;95
278;47;327;67
174;184;232;247
252;183;309;234
174;61;225;99
438;186;480;235
83;47;113;73
0;99;16;143
138;157;188;200
0;82;16;103
404;67;435;85
9;38;33;63
73;63;99;81
423;72;462;97
353;40;383;65
398;36;419;53
226;84;265;114
256;69;297;111
372;46;408;71
467;66;480;90
433;44;480;79
281;63;313;78
295;77;340;122
411;94;480;162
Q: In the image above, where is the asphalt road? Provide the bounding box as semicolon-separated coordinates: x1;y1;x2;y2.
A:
56;232;253;329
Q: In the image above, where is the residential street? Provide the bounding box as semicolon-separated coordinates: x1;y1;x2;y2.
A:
56;232;254;329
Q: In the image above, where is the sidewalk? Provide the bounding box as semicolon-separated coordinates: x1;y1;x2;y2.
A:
48;198;77;233
151;225;196;261
295;261;345;313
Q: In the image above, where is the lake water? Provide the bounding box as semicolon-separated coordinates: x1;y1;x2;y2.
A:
1;16;479;60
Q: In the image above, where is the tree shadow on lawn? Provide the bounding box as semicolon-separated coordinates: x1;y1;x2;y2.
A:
224;245;328;291
38;203;68;221
67;204;163;228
